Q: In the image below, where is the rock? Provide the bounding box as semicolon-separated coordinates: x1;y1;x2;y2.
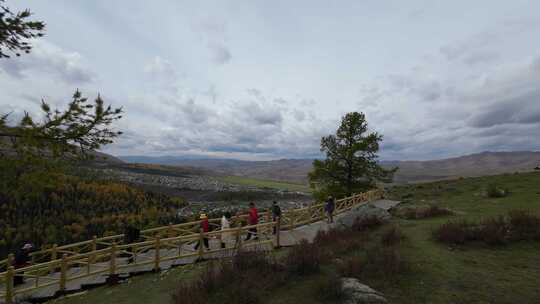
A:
341;278;387;304
337;204;391;228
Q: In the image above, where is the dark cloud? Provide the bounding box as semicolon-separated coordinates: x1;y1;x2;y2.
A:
469;90;540;128
240;102;283;126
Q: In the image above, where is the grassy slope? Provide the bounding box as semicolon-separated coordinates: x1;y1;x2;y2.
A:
272;171;540;304
50;172;540;304
217;175;311;193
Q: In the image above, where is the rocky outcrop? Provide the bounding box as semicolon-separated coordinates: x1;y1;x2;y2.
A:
341;278;387;304
337;203;391;228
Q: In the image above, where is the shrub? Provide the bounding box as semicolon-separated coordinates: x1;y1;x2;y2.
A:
479;216;508;245
172;250;286;304
433;220;474;245
285;239;321;276
400;205;453;220
314;226;368;259
434;210;540;246
352;215;384;231
381;226;404;246
508;210;540;241
365;246;405;279
423;205;453;218
338;245;406;280
337;255;363;278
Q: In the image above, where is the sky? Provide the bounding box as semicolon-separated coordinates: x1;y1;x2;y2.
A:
1;0;540;161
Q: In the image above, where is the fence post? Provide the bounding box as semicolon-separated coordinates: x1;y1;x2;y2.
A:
168;224;173;238
51;244;58;261
275;218;281;248
132;243;139;263
197;229;204;260
49;244;58;274
59;254;68;293
5;266;14;304
154;237;161;271
90;235;97;265
266;209;271;223
236;227;243;250
109;242;117;278
6;253;13;269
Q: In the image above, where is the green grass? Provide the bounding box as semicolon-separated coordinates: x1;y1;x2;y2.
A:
50;172;540;304
218;175;311;193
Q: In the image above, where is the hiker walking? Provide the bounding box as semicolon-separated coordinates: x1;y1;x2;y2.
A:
194;214;210;251
220;212;232;248
245;202;259;241
271;201;281;235
124;225;140;264
13;243;33;286
325;196;335;223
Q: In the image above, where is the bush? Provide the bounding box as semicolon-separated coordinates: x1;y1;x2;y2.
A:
434;210;540;246
352;215;384;231
338;245;406;280
336;255;363;278
479;216;508;245
314;226;369;258
285;239;321;276
433;220;474;245
508;210;540;241
400;205;453;220
172;250;286;304
381;226;404;246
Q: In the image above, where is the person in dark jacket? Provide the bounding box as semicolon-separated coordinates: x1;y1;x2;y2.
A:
194;214;210;250
13;243;33;286
271;201;281;235
245;202;259;241
325;196;335;223
124;225;140;264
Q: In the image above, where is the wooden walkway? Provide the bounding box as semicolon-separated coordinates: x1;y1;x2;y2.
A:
0;190;385;303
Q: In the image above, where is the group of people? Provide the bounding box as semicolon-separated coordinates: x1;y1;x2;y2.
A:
193;196;336;251
193;201;282;251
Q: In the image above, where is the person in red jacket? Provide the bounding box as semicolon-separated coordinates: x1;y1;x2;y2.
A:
245;202;259;241
194;214;210;250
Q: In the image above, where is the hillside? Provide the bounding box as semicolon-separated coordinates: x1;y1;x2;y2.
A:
119;151;540;184
51;171;540;304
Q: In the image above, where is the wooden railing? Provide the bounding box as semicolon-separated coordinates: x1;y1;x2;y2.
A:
0;189;383;304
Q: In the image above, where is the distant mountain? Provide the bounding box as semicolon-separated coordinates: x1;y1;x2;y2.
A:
382;151;540;183
118;151;540;184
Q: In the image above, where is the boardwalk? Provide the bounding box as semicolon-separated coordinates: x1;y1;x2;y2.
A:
0;190;393;303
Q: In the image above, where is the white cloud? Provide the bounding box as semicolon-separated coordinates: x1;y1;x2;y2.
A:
0;40;94;84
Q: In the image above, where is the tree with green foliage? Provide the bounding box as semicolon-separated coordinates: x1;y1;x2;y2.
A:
0;0;45;58
0;90;123;160
308;112;396;200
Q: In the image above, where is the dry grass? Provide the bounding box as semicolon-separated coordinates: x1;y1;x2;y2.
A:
434;210;540;246
399;205;453;220
285;239;322;276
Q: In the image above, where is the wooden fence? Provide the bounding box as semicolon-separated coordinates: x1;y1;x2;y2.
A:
0;189;383;304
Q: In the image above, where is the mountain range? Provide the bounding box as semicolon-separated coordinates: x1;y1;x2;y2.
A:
118;151;540;184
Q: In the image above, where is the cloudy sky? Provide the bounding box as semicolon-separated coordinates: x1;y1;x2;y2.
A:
1;0;539;160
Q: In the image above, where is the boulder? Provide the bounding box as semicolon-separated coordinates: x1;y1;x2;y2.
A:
341;277;387;304
337;204;391;228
